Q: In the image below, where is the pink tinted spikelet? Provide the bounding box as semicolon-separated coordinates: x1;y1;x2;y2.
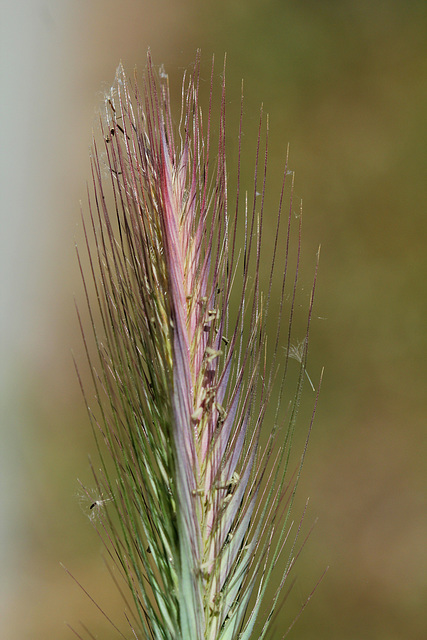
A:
74;50;322;640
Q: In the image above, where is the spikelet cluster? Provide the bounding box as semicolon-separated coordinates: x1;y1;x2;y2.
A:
73;50;321;640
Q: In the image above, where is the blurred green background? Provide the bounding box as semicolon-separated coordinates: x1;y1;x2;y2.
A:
1;1;426;638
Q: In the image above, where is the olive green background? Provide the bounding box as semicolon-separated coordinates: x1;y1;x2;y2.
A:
1;1;426;638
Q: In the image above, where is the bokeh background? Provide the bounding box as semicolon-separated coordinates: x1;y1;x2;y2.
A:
1;1;426;638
